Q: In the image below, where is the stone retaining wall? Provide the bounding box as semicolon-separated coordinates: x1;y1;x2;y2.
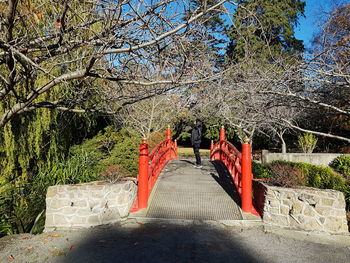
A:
45;181;137;231
253;181;348;234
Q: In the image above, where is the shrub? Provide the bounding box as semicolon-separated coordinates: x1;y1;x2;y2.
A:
268;160;346;191
70;127;140;177
0;151;100;236
330;155;350;180
297;133;318;153
252;162;272;179
269;164;307;187
148;131;167;149
100;165;129;183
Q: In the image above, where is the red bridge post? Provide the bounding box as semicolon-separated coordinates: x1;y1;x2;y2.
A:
219;125;225;141
219;126;225;161
137;139;149;209
241;138;253;213
166;125;171;140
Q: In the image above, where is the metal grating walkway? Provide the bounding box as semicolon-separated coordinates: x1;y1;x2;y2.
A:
145;159;243;220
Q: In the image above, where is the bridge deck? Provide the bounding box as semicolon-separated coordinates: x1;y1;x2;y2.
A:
140;159;243;220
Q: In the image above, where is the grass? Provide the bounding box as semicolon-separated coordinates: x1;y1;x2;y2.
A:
177;146;210;157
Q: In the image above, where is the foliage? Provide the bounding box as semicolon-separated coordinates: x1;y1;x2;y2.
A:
252;162;272;180
227;0;305;62
268;161;345;190
296;133;318;153
148;131;168;150
100;165;129;183
269;163;307;187
203;122;235;141
330;155;350;179
0;151;100;236
70;127;140;177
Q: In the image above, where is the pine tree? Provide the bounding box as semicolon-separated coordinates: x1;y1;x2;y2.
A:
227;0;306;62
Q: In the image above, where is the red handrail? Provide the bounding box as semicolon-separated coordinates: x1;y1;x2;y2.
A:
131;127;178;212
210;127;258;216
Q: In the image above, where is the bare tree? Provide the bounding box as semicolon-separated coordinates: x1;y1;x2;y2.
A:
0;0;231;128
117;93;184;138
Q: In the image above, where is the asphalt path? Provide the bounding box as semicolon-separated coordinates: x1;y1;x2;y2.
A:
1;220;349;263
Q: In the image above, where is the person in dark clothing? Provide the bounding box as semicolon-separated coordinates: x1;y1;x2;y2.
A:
191;119;203;168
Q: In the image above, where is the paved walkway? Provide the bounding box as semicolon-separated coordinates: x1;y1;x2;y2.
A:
1;220;349;263
141;159;243;220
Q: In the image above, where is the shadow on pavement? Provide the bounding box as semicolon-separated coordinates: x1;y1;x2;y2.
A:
59;222;261;263
211;160;241;206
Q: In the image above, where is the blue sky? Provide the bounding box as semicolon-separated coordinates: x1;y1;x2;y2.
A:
294;0;342;50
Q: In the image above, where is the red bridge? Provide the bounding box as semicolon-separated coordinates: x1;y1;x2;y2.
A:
130;127;259;220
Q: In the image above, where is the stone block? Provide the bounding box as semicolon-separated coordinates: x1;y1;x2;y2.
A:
46;187;59;198
321;198;334;207
266;191;276;199
123;182;132;192
314;205;331;216
72;200;88;208
303;205;317;217
50;199;72;209
282;200;292;208
61;207;77;215
92;192;105;199
280;205;290;215
330;209;346;217
289;215;303;229
100;208;119;222
45;215;54;227
298;193;318;205
270;214;289;226
89;200;101;210
297;215;305;225
87;215;101;225
323;217;345;232
67;186;79;191
282;191;296;200
269;200;280;208
117;194;128;205
75;208;91;216
91;206;102;214
269;207;279;214
54;215;69;225
318;216;325;225
118;206;129;218
291;202;304;215
90;185;106;191
303;218;323;231
333;198;346;209
66;216;87;225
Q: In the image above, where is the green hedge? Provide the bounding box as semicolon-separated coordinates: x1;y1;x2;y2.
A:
330;155;350;179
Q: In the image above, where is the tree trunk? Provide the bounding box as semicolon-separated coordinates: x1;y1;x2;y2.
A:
277;131;287;154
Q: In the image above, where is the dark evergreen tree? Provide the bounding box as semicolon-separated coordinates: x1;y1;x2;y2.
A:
227;0;306;62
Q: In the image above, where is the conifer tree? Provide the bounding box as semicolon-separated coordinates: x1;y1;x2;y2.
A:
227;0;305;62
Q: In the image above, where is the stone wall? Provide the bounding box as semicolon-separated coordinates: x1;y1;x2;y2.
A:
253;181;348;234
261;151;350;166
45;181;137;231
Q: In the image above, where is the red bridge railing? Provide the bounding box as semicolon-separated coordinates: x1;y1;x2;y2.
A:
131;127;178;212
210;126;258;216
